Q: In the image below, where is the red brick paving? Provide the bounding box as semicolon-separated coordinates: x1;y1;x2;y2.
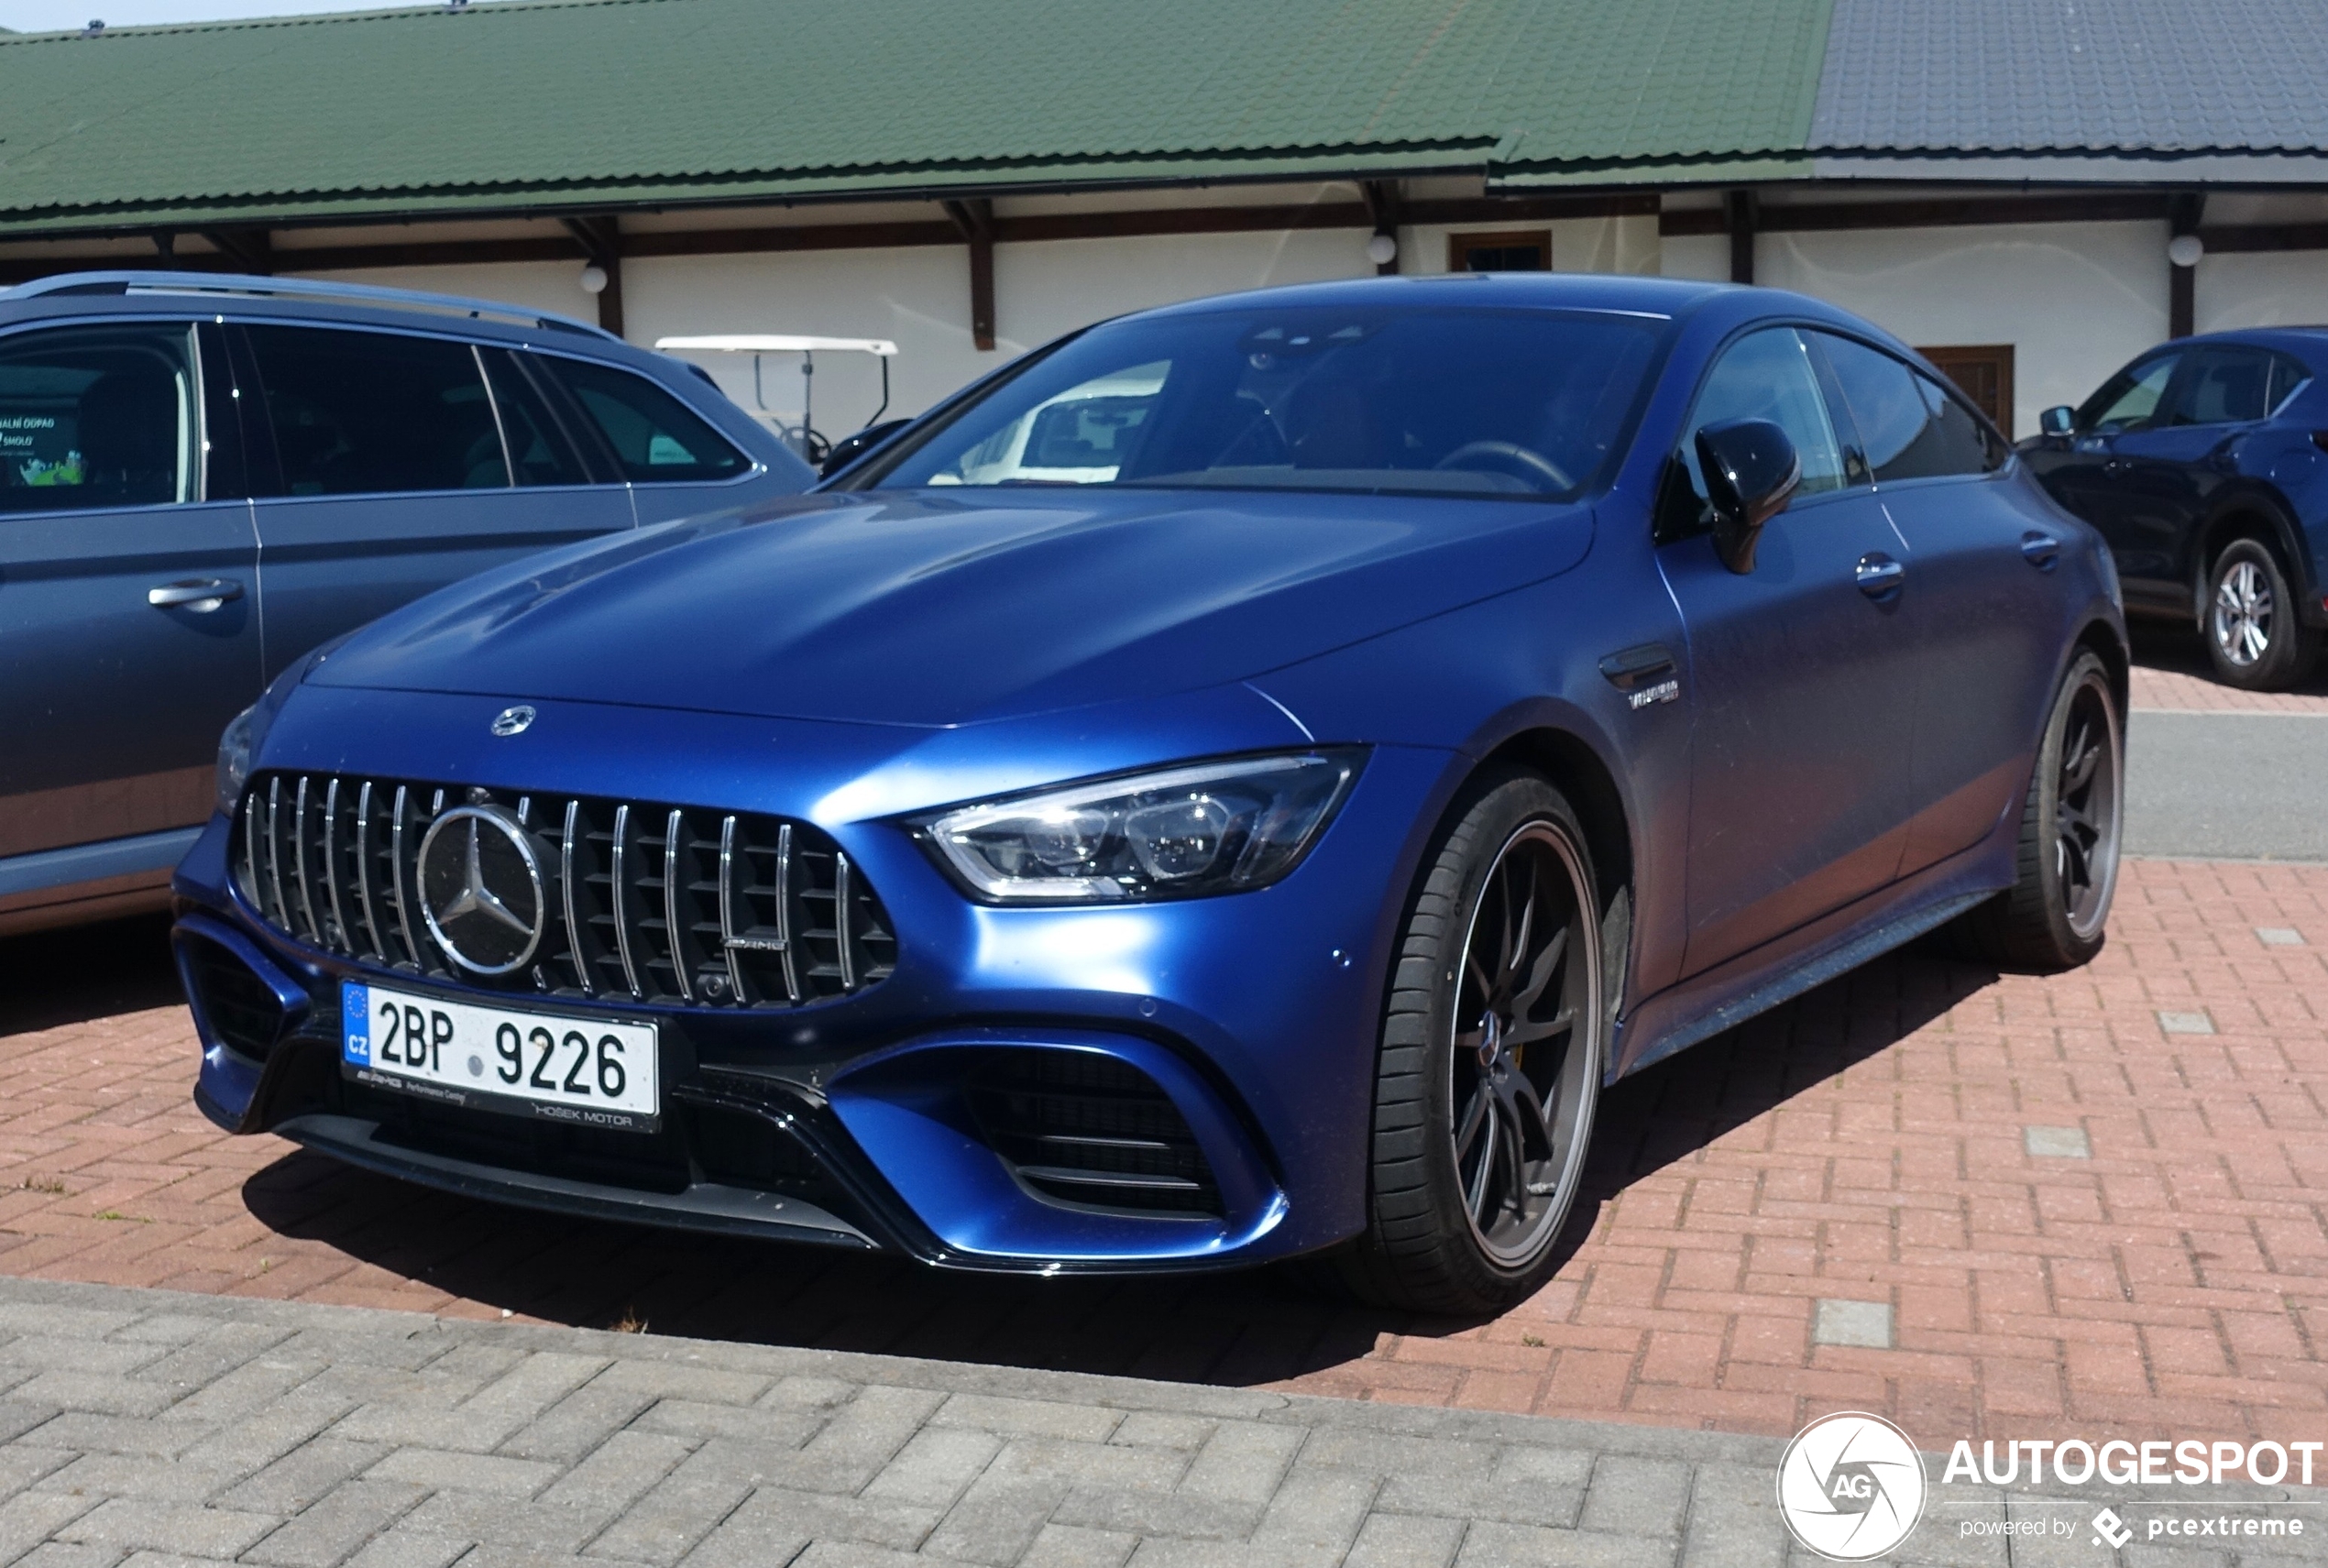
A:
2;858;2326;1452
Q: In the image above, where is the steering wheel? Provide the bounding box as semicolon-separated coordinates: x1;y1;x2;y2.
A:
1433;440;1572;491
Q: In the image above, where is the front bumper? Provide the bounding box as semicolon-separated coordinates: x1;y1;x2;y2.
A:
175;688;1457;1273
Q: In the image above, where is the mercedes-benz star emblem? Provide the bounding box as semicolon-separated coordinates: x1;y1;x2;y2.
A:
415;806;546;975
490;705;536;737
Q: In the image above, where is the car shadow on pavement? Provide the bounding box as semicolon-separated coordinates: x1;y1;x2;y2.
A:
0;912;181;1038
235;932;1998;1388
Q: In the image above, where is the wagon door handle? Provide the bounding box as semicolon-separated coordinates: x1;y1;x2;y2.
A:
148;577;243;611
1854;553;1905;600
2020;531;2062;571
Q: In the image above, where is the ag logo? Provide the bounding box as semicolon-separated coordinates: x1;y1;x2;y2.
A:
1776;1412;1926;1561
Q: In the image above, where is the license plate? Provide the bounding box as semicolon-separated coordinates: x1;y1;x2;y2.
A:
341;981;660;1132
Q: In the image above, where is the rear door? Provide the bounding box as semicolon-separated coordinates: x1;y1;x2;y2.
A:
1814;332;2059;874
532;352;764;528
0;318;263;861
237;322;631;680
1656;325;1921;976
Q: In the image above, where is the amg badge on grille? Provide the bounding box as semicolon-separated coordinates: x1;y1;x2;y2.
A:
416;806;546;975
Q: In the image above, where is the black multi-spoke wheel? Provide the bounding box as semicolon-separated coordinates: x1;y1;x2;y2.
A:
2204;539;2319;692
1960;651;2123;970
1342;773;1605;1314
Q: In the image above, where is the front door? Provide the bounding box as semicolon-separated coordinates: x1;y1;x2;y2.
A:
0;320;263;861
2024;348;2185;598
1656;326;1920;977
236;324;631;679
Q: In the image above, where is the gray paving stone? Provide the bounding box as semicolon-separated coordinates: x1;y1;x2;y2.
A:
1178;1420;1301;1504
9;1374;179;1420
625;1397;821;1447
534;1430;689;1515
495;1384;658;1464
929;1394;1125;1444
1811;1299;1894;1350
14;1541;127;1568
242;1478;427;1568
215;1436;390;1516
37;1451;247;1504
1021;1521;1139;1568
394;1490;605;1555
1580;1453;1694;1539
1678;1459;1787;1568
1048;1487;1263;1543
1456;1521;1674;1568
1110;1413;1216;1453
858;1426;1001;1509
1345;1511;1466;1568
23;1414;207;1461
54;1497;275;1558
590;1360;766;1408
368;1447;562;1497
0;1341;169;1378
341;1528;471;1568
2025;1124;2093;1158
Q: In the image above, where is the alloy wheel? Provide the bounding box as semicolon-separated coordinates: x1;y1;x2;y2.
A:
2054;672;2123;941
2212;557;2274;668
1447;821;1600;1266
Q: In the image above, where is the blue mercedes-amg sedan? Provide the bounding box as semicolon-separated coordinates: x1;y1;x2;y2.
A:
172;274;2126;1313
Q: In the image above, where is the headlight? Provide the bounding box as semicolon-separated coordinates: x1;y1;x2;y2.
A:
916;750;1364;904
215;705;258;815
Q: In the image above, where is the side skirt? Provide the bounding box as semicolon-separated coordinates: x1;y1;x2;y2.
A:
1610;845;2012;1081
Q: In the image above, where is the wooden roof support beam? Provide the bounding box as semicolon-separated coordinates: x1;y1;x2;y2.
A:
942;197;996;351
2169;192;2203;340
1724;189;1757;285
561;214;626;337
200;227;273;273
1361;179;1402;274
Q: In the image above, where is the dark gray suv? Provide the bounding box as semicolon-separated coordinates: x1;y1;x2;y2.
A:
0;270;814;936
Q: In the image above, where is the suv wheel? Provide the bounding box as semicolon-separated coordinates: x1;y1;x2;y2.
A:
1339;773;1604;1315
2205;538;2318;691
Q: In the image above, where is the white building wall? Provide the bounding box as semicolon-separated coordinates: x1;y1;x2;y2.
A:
1755;222;2169;438
2193;250;2328;332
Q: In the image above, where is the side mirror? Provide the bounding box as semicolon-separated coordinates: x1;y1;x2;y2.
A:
1694;418;1799;575
819;418;913;479
2038;405;2075;437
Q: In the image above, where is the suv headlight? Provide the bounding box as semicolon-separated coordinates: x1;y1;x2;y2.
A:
916;750;1364;904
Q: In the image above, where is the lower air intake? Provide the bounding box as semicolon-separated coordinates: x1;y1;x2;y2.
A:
967;1049;1223;1217
177;934;289;1062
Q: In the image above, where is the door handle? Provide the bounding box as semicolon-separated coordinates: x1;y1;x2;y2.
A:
1855;553;1905;600
2020;531;2062;571
2102;457;2131;477
1597;642;1676;690
148;578;244;611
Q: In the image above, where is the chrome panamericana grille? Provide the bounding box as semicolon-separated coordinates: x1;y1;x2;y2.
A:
233;773;896;1007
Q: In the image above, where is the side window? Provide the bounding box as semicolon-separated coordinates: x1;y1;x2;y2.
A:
0;323;197;514
244;325;507;496
2173;347;2275;426
2076;353;2180;433
478;348;592;488
2269;353;2313;412
1680;327;1848;505
534;356;749;483
1905;371;2004;475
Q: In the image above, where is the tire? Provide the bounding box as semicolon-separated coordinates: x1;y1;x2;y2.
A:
2204;537;2319;691
1957;651;2124;971
1338;773;1606;1315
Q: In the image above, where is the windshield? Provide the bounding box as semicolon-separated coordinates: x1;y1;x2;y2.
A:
863;304;1666;499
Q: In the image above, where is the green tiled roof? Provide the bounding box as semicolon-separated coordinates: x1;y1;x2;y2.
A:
0;0;1834;236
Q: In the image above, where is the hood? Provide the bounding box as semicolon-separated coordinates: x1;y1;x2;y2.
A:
312;488;1594;726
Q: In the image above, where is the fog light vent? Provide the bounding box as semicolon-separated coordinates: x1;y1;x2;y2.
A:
178;935;287;1063
966;1049;1222;1217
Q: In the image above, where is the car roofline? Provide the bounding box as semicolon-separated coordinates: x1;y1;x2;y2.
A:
0;270;616;342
